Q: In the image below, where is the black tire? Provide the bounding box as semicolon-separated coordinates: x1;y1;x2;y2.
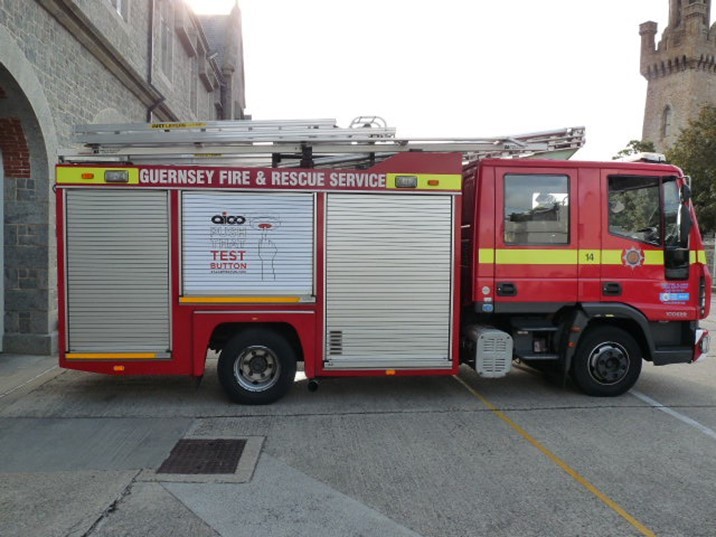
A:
217;328;297;405
571;326;642;397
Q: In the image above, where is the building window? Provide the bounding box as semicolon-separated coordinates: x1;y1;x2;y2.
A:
109;0;129;19
504;174;570;245
662;105;673;139
159;0;174;80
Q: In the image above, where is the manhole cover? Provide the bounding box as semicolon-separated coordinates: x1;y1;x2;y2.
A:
157;439;246;475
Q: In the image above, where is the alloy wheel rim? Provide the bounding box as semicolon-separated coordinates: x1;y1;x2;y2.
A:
234;345;281;392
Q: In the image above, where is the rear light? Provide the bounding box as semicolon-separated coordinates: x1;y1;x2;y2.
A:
700;275;707;317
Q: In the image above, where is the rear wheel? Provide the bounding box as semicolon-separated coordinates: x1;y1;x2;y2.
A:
217;328;297;405
571;326;642;397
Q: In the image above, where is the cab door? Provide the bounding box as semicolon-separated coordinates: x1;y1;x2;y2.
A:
493;166;579;313
600;172;697;319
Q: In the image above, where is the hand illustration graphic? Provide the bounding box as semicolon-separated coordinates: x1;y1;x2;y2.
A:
253;217;281;281
258;236;277;280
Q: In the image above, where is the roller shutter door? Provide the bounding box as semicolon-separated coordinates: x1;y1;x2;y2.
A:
325;193;454;369
65;190;170;352
182;192;315;297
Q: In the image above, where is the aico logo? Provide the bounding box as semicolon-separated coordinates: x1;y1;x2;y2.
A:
211;212;246;225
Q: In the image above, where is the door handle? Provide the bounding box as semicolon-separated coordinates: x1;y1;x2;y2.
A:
603;282;622;296
497;282;517;296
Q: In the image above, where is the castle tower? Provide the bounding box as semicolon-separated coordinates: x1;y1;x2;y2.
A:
640;0;716;151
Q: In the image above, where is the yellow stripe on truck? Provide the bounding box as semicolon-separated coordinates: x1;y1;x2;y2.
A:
478;248;495;264
477;248;682;266
66;352;157;360
386;173;462;191
600;249;664;265
579;250;601;264
179;296;303;304
691;250;708;263
56;167;139;185
495;249;578;265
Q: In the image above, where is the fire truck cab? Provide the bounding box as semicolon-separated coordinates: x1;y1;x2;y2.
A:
463;157;711;396
55;118;711;404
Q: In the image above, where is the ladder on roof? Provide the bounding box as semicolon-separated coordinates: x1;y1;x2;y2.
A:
60;116;586;167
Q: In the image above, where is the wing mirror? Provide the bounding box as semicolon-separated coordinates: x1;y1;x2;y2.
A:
681;182;692;203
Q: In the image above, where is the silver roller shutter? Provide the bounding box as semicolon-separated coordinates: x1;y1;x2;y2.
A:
65;190;170;352
325;193;454;369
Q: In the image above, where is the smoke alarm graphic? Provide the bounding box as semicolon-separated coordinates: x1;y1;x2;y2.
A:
622;247;645;269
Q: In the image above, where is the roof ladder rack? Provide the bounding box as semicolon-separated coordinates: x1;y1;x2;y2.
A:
60;117;586;167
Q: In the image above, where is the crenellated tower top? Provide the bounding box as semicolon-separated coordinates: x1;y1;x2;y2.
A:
640;0;716;150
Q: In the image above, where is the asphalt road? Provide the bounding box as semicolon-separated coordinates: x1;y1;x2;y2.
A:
1;312;716;536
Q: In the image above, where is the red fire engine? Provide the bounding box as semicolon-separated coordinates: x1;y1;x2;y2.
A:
55;118;711;404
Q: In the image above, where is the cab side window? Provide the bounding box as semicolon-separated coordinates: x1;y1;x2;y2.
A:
608;177;661;245
504;174;569;245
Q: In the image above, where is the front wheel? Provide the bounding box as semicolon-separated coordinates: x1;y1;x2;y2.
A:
571;326;642;397
217;328;297;405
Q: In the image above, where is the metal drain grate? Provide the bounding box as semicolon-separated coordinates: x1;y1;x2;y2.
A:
157;439;246;475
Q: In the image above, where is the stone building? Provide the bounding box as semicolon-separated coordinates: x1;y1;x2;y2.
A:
0;0;246;354
640;0;716;152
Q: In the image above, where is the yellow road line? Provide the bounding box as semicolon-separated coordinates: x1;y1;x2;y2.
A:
453;376;656;537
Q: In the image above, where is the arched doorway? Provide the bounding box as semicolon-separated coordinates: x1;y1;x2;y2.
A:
0;29;58;354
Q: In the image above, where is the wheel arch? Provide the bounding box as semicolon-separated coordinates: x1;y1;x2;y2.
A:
578;304;654;362
578;317;651;363
209;322;305;363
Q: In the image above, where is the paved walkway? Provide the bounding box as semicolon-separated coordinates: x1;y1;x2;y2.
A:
0;353;426;537
0;353;60;404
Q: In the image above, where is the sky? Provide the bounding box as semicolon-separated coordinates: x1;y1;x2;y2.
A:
187;0;692;160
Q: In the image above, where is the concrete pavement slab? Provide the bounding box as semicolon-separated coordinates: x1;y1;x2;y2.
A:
91;482;220;537
0;417;191;472
0;470;137;537
165;453;424;537
0;360;479;419
188;410;637;537
491;405;716;537
0;354;63;408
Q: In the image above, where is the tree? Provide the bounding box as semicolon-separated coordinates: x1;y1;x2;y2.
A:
666;105;716;234
612;139;656;160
